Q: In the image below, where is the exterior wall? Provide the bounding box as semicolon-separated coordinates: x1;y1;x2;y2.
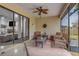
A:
35;16;60;36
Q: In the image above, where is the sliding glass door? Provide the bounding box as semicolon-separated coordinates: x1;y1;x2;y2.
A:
20;17;29;41
14;13;23;43
13;13;29;43
0;7;13;47
61;14;69;48
61;4;79;53
23;17;29;40
69;4;79;52
0;6;29;55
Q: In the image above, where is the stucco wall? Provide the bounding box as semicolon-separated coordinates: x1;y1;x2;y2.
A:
35;16;60;36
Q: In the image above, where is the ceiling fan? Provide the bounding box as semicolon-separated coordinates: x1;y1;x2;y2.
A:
33;7;48;15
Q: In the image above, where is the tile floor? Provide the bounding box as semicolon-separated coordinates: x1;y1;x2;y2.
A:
0;40;77;56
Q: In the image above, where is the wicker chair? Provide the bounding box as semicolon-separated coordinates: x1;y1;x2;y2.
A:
54;32;67;49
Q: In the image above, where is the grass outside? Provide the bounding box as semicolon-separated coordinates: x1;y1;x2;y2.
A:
70;52;79;56
70;35;78;40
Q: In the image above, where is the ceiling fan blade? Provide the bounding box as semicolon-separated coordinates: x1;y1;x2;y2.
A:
36;8;41;11
43;9;48;11
33;7;48;15
33;10;38;13
42;11;48;14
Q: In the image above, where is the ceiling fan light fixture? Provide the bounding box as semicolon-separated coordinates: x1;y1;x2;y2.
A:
33;6;48;16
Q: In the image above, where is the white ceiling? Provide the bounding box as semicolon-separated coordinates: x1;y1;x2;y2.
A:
15;3;65;17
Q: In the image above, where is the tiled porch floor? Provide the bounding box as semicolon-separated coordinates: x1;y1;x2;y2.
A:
0;40;76;56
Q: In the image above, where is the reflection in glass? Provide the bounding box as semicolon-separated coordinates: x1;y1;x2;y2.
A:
0;7;13;47
14;13;23;43
23;17;29;40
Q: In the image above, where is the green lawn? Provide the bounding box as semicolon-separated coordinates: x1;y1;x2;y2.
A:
70;35;78;40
